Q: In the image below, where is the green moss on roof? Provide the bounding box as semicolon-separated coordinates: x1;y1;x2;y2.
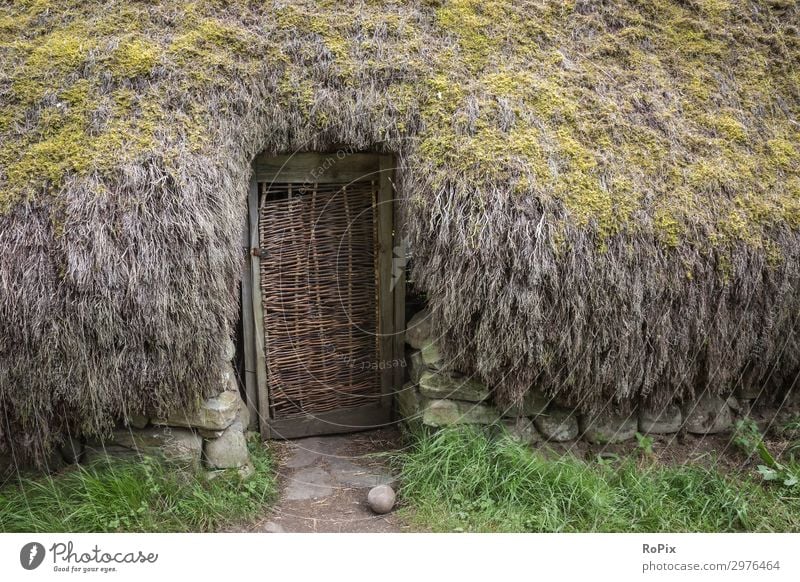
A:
2;0;798;248
109;37;160;79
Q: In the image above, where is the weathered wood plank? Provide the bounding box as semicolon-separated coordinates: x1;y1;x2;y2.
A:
249;178;270;438
253;152;380;184
378;155;395;411
240;216;258;431
267;404;392;439
391;172;407;417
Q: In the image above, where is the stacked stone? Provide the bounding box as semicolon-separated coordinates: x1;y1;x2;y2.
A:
73;338;253;478
401;309;500;430
399;309;742;446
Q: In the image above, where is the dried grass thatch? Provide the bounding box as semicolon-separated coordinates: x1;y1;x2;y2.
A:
1;0;799;458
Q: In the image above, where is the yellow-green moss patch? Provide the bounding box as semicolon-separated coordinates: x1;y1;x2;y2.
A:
108;37;159;78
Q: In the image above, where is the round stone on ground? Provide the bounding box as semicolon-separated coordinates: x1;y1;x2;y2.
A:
367;484;396;514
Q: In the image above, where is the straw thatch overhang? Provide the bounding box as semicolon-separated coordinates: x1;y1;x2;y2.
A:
1;0;799;458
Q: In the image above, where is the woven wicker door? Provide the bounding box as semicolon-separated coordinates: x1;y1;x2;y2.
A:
247;153;401;438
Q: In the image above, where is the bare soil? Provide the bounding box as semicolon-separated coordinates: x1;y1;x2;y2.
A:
242;428;412;533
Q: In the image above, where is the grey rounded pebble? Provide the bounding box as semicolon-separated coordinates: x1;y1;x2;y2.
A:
367;484;396;514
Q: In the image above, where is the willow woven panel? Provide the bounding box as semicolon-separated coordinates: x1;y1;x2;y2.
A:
259;181;381;419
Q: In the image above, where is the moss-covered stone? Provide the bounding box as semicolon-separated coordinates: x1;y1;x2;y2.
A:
682;395;735;434
500;388;549;418
421;398;500;427
418;370;489;402
498;417;542;445
639;405;682;435
397;382;422;423
154;390;241;431
408;350;425;384
580;412;638;444
421;340;444;368
533;408;579;442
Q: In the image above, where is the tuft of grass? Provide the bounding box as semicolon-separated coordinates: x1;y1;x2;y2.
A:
781;415;800;436
392;427;800;532
0;438;276;533
635;432;655;459
733;418;800;489
784;416;800;462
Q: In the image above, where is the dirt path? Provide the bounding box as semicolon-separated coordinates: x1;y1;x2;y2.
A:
245;428;410;533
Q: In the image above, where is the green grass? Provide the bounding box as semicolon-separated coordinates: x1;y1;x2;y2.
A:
392;426;800;532
0;438;277;532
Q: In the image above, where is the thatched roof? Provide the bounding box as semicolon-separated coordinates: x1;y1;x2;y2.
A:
1;0;799;457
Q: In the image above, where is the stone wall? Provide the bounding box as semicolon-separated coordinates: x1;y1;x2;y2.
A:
399;309;746;444
81;380;253;478
0;338;253;480
82;338;253;478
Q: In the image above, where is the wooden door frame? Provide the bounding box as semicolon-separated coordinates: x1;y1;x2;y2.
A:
241;151;404;439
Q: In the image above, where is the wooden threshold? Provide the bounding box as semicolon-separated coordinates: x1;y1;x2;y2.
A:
266;403;393;440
